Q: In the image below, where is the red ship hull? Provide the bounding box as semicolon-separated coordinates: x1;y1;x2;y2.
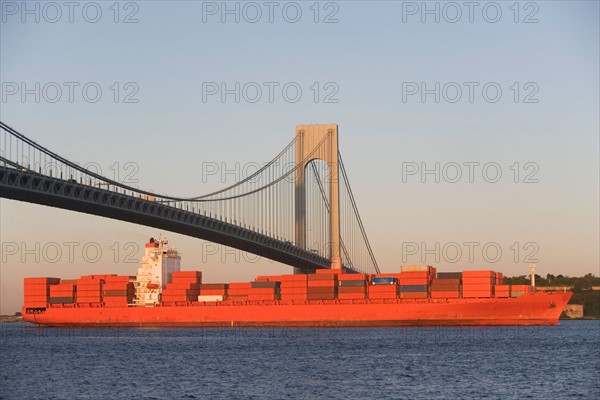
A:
22;291;571;327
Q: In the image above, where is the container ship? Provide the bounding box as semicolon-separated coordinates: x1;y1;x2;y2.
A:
22;237;571;327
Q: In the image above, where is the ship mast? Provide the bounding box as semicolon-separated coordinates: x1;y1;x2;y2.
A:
530;264;536;287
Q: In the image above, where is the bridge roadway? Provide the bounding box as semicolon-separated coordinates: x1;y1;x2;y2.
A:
0;166;342;273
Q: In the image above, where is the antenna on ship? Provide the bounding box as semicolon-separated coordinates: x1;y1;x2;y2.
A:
530;264;536;287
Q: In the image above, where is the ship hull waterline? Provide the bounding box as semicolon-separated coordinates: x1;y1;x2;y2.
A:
23;291;571;328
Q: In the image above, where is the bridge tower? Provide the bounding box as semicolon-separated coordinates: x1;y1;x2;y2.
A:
294;124;342;271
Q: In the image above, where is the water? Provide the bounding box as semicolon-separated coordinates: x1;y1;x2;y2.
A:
1;321;598;399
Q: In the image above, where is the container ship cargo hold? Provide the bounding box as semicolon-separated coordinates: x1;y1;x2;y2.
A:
22;237;571;327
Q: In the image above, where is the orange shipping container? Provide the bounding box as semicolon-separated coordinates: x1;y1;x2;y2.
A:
307;287;336;293
463;285;492;292
462;277;495;285
229;282;252;289
281;282;307;289
200;289;227;296
249;288;277;294
103;282;133;291
199;284;228;290
431;279;461;286
24;286;50;295
24;282;51;289
307;293;336;300
166;283;200;290
308;280;337;287
50;292;75;297
431;286;460;292
462;270;495;278
338;292;366;300
400;278;429;286
271;274;308;282
77;282;102;288
76;286;102;292
430;291;460;299
369;293;398;299
228;289;251;295
51;283;75;291
104;276;133;283
171;278;201;285
24;277;60;285
369;285;398;291
308;274;337;281
399;292;428;299
338;286;366;293
341;274;368;281
281;288;308;295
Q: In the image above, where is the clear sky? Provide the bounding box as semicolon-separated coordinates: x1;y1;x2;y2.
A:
1;1;598;314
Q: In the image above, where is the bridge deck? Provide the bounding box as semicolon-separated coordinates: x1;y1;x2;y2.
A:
0;166;351;273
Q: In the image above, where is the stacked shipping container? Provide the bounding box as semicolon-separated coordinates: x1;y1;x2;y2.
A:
430;278;461;299
280;275;308;301
103;276;134;307
227;282;251;301
462;271;495;298
249;281;280;301
24;278;60;308
398;265;435;299
307;271;338;300
76;276;104;304
494;284;511;298
369;277;398;299
49;283;76;304
162;271;202;302
23;269;538;309
198;283;228;302
338;274;367;300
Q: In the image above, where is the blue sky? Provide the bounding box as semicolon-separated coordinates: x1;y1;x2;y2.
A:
1;1;598;313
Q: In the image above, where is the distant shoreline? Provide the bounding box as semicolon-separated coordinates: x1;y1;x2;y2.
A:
0;315;23;323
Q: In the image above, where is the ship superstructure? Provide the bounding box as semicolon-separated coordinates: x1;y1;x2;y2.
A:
134;237;180;306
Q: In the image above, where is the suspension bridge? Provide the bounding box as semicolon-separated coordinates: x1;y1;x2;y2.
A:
0;121;379;274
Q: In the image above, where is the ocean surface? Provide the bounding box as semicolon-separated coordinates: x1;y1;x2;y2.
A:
1;320;598;399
